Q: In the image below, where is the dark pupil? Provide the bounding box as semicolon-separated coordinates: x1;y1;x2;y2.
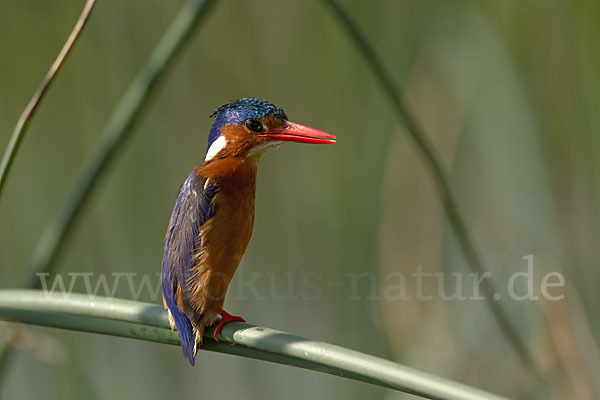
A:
245;119;262;132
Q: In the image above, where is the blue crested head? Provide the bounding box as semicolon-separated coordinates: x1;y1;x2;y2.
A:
207;98;287;149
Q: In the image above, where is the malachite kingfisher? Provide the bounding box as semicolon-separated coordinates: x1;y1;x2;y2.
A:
161;98;336;365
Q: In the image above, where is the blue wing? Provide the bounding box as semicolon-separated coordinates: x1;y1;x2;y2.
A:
161;171;218;365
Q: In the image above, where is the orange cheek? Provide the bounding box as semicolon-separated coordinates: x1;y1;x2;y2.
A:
220;124;252;141
260;116;285;131
206;117;285;162
217;125;267;157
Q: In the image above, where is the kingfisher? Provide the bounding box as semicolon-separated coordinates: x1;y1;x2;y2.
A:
161;97;336;365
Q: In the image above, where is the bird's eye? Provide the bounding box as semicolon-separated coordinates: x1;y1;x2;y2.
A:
245;119;263;132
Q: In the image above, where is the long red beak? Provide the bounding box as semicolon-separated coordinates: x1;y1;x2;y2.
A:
258;121;336;144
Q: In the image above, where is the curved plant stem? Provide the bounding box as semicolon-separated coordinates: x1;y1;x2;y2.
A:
0;0;98;198
321;0;540;375
27;0;217;288
0;290;511;400
0;0;217;381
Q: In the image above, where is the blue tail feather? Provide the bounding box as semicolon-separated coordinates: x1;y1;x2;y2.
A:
162;274;196;365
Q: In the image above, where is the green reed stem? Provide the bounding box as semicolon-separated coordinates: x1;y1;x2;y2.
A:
27;0;217;287
0;290;512;400
0;0;217;382
0;0;98;199
321;0;540;376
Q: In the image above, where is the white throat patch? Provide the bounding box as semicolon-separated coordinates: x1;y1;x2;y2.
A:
204;136;227;161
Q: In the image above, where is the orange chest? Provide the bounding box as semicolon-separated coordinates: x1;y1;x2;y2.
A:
197;160;258;279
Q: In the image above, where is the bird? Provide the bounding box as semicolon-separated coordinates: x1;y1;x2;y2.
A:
161;97;336;365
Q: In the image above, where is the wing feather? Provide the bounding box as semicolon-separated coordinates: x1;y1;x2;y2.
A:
161;171;218;365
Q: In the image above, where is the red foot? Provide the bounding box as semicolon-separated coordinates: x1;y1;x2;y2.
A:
213;310;245;342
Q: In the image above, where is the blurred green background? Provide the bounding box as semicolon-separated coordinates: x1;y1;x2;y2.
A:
1;0;599;399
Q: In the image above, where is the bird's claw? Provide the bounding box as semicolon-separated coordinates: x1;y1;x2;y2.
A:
213;310;245;342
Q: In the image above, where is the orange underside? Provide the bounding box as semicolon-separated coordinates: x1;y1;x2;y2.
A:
188;155;259;327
